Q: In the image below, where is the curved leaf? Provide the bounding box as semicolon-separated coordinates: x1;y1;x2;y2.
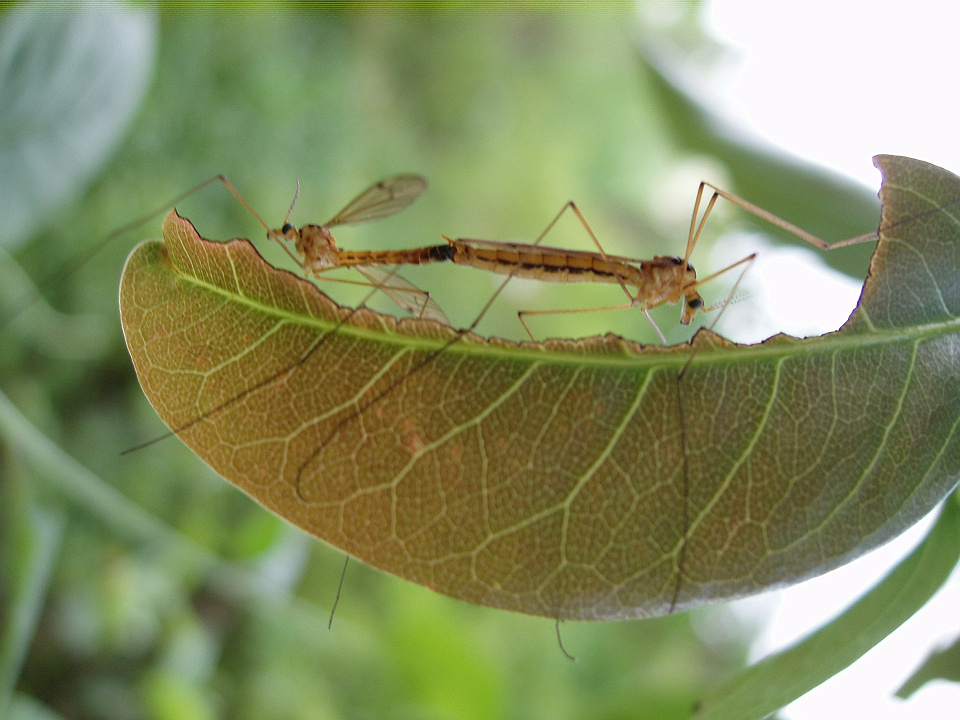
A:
119;155;960;620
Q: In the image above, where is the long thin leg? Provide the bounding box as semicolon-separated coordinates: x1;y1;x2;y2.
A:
212;175;311;270
670;178;880;334
518;300;646;341
689;182;880;257
1;174;246;330
684;181;722;265
516;183;839;343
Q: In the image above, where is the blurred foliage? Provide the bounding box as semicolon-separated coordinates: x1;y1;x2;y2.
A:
896;631;960;699
0;5;899;720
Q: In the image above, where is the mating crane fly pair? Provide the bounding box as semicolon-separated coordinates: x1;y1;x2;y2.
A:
222;173;815;345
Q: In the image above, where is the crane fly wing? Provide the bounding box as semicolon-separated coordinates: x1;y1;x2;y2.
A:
319;175;442;321
325;175;427;227
357;266;450;325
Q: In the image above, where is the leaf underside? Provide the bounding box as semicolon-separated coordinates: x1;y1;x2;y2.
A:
119;155;960;620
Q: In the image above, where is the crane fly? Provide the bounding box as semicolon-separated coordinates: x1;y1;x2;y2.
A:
12;168;890;468
280;180;879;346
280;185;733;344
226;173;450;325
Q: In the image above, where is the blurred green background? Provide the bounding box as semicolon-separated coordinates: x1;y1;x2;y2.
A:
1;6;885;720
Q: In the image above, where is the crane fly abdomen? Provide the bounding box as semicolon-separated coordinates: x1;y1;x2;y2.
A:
450;241;647;286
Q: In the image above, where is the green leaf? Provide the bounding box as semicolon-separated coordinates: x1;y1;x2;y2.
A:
0;3;156;249
0;469;63;717
895;629;960;698
691;492;960;720
119;155;960;620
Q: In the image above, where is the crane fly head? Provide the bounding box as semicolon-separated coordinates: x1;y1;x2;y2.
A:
676;257;703;325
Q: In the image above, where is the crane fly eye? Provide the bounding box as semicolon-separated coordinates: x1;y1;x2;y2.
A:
281;223;294;234
687;297;703;309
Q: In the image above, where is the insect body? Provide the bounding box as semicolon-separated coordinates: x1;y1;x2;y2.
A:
283;203;737;344
256;174;450;324
289;228;702;317
441;239;706;329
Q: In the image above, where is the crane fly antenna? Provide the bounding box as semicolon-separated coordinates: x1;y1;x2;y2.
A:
284;176;301;227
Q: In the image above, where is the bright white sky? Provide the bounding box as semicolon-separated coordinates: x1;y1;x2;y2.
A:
670;2;960;718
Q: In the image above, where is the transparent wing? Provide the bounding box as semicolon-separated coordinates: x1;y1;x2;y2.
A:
326;175;427;227
357;266;449;324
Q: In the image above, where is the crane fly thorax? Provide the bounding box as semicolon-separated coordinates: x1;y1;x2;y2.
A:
278;223;339;272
